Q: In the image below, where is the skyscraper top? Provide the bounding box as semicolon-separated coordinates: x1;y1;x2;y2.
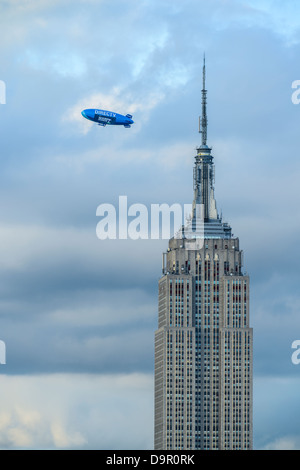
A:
182;56;232;240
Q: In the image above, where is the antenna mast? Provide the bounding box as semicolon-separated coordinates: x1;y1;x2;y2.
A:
199;54;208;146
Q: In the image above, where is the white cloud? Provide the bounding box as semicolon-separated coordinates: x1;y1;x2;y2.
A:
263;435;300;450
51;420;86;448
23;48;87;78
62;87;165;135
245;0;300;44
0;373;153;449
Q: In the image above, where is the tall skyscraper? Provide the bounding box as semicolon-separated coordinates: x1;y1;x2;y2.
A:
154;59;253;450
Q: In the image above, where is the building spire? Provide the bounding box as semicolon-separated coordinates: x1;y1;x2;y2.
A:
200;54;208;146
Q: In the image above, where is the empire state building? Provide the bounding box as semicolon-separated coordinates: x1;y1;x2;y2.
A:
154;59;253;450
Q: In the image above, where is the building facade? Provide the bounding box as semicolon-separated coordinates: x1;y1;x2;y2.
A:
154;60;253;450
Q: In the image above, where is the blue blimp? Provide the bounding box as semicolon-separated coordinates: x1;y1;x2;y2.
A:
81;108;134;128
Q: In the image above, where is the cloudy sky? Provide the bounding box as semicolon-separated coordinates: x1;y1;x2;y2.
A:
0;0;300;450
